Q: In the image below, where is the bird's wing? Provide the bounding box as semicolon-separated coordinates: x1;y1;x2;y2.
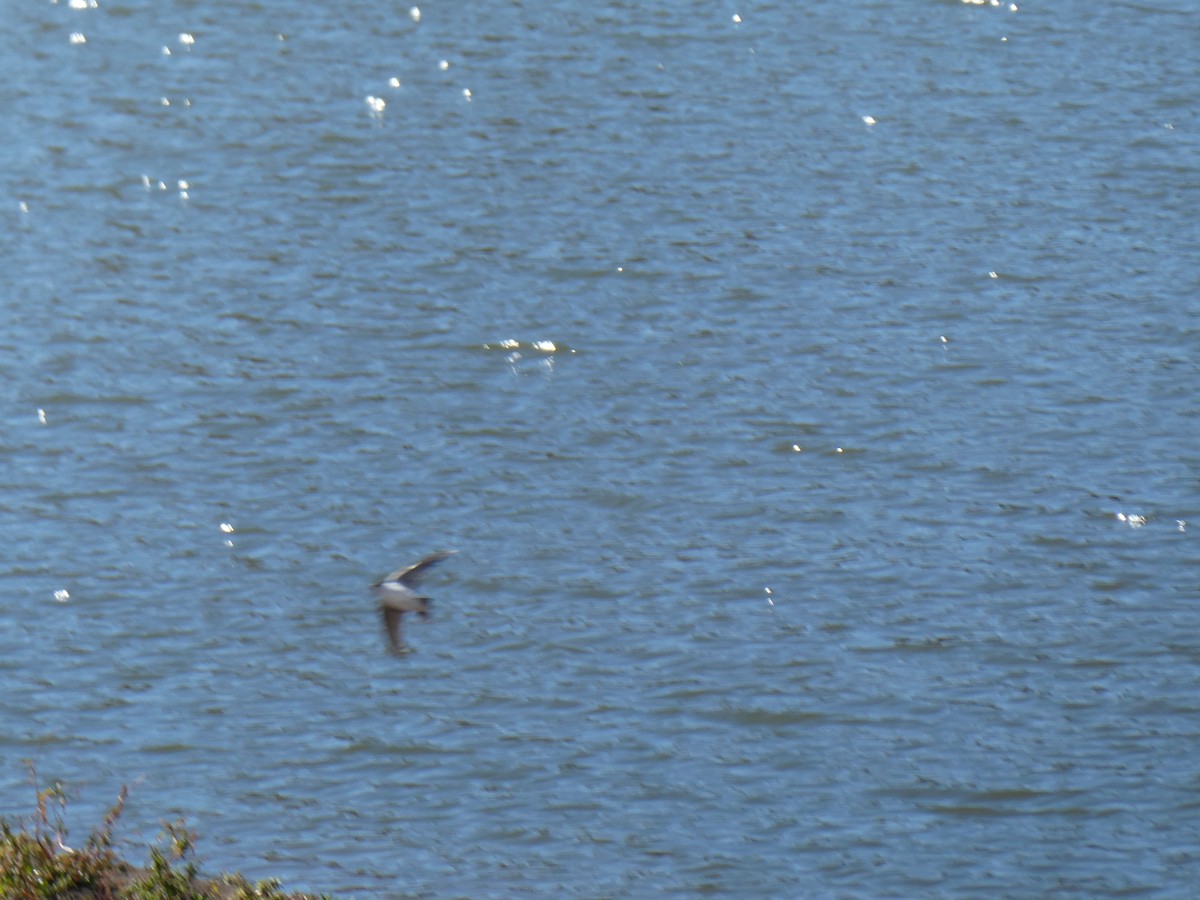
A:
387;549;457;587
382;607;406;653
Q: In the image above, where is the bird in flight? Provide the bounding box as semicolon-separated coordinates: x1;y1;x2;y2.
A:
371;550;456;653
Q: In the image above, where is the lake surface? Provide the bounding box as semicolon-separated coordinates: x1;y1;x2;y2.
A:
2;0;1199;895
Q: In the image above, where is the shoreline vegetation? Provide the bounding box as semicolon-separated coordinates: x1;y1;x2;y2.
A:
1;768;328;899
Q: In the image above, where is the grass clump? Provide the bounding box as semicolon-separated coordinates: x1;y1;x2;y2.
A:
0;765;326;900
0;773;122;898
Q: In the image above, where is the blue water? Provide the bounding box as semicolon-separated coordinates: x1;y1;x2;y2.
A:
2;0;1199;895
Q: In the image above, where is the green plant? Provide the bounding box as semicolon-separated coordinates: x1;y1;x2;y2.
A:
1;766;328;899
126;819;204;899
0;763;119;898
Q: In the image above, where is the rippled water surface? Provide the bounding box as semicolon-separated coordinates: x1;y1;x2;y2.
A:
2;0;1199;896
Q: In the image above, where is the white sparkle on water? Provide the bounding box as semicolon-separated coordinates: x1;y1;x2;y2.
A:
1116;512;1147;529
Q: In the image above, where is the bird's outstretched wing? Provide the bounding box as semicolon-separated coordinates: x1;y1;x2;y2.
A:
383;549;457;588
382;607;407;653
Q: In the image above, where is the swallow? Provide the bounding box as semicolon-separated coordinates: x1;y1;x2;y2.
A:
371;550;456;653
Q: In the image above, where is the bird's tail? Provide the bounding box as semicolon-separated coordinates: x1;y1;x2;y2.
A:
419;597;431;619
